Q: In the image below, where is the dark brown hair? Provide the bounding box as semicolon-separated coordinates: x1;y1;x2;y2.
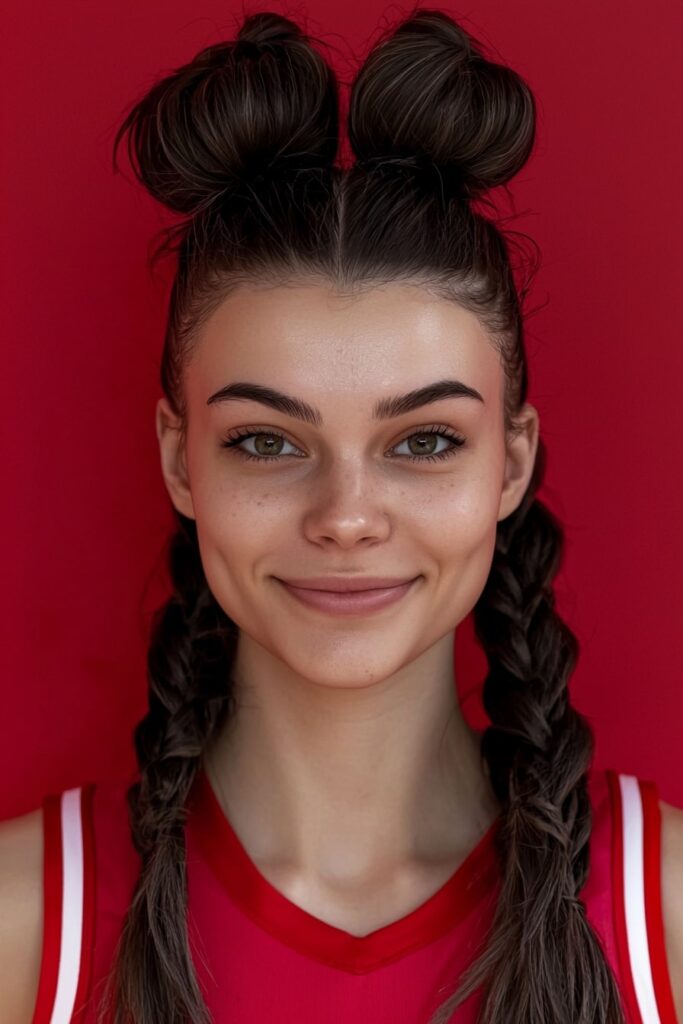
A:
101;7;627;1022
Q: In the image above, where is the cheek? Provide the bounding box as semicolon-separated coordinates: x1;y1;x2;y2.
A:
189;466;292;624
411;465;501;551
194;480;284;567
189;437;288;546
416;471;501;615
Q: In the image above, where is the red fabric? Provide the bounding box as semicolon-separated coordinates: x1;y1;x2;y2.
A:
188;766;502;975
83;772;142;1020
32;793;63;1024
34;765;661;1024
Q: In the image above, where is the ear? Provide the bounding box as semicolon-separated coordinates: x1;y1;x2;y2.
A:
497;402;540;523
155;396;196;520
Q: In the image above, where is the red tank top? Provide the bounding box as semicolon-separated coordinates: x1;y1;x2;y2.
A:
30;766;678;1024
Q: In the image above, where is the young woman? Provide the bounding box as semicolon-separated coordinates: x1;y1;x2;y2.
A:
1;8;682;1024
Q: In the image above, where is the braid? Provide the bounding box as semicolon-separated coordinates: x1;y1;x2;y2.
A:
429;436;626;1024
97;512;237;1024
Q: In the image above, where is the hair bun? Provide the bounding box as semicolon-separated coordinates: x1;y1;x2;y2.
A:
348;10;536;200
113;12;339;217
234;10;303;49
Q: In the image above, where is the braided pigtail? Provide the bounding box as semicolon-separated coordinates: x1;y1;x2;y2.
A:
428;436;625;1023
96;513;237;1023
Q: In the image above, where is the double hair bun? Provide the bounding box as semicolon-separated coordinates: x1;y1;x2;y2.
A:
114;9;534;217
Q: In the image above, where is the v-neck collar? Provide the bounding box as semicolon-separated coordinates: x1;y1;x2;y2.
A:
186;765;501;974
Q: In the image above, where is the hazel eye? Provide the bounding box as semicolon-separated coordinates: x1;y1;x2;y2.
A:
388;427;466;463
220;430;303;462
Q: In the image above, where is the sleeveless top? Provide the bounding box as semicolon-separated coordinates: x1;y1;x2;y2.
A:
30;766;679;1024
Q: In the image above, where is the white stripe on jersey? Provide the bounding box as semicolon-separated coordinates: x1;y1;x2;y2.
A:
49;786;84;1024
619;773;662;1024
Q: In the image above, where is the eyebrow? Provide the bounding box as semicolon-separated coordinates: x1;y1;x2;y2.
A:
206;379;484;425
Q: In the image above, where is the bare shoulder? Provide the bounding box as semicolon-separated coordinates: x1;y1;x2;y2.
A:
660;798;683;1022
0;806;44;1024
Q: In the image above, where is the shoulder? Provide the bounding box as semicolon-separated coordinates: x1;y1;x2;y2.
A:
0;781;108;1024
0;804;44;1023
660;798;683;1020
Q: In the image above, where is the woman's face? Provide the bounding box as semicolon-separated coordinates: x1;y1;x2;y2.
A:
157;281;538;690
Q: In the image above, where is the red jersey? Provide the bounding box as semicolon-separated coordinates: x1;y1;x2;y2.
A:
30;766;678;1024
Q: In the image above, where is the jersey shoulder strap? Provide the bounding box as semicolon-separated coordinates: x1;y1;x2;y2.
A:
31;784;96;1024
607;770;678;1024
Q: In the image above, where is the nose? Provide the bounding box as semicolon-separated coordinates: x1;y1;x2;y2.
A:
300;460;392;548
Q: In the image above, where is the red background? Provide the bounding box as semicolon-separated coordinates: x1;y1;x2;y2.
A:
2;0;682;819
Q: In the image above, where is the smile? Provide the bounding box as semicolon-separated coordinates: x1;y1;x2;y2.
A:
275;577;420;615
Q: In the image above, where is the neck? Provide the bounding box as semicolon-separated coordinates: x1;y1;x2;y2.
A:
203;630;500;888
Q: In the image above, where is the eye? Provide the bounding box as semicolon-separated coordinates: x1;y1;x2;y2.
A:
220;429;303;462
220;425;466;464
389;427;466;463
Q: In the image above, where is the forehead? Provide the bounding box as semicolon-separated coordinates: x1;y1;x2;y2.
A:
186;281;502;408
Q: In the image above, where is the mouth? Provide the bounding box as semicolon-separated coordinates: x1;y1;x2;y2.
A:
274;576;420;616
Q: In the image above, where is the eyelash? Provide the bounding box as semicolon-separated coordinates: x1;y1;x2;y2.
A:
220;425;466;464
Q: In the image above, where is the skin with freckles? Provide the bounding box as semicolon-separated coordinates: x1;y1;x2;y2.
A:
156;280;539;936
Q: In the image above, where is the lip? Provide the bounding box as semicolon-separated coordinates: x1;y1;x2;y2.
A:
275;576;420;615
277;576;417;592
